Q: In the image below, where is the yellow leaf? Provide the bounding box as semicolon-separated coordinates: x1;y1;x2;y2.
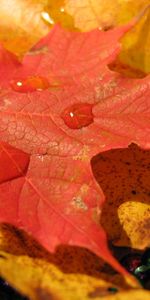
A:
65;0;149;31
0;0;49;57
0;0;76;57
120;8;150;73
92;143;150;249
41;0;76;31
0;224;140;300
118;202;150;249
65;0;150;73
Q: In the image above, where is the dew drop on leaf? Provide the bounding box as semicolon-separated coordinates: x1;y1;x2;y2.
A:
40;2;75;31
10;76;50;93
60;7;65;13
61;103;94;129
41;11;55;25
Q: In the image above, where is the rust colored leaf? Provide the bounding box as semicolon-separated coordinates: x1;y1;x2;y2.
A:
92;143;150;249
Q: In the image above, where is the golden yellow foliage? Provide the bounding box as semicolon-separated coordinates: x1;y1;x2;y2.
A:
65;0;149;31
120;8;150;73
0;0;149;73
0;224;140;300
0;0;75;57
41;0;76;31
65;0;150;73
118;202;150;249
0;0;50;57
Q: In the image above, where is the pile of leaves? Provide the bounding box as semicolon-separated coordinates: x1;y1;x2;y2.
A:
0;1;150;299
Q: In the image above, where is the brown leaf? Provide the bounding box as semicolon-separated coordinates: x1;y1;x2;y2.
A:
92;143;150;249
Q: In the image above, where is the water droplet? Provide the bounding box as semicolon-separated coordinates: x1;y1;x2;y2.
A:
41;11;55;25
60;7;65;13
41;1;77;31
10;76;50;93
61;103;94;129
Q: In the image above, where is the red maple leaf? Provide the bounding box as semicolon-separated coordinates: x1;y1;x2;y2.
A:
0;22;149;276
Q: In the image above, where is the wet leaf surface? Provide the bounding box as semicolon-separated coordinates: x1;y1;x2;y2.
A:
0;18;150;276
0;2;150;299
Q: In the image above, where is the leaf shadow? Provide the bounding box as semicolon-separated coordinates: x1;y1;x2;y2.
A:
0;223;105;275
0;223;129;290
91;143;150;249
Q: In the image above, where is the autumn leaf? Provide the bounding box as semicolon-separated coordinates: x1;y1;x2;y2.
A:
0;0;150;74
92;143;150;249
0;19;150;278
118;202;150;249
0;141;29;184
0;0;49;57
0;0;75;57
65;1;150;73
65;0;150;31
120;8;150;74
0;225;144;300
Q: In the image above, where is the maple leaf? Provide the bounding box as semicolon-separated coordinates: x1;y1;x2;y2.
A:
0;21;149;279
65;0;150;73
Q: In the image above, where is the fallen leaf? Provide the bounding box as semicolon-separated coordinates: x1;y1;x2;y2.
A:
0;224;143;300
92;143;150;249
0;21;150;277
